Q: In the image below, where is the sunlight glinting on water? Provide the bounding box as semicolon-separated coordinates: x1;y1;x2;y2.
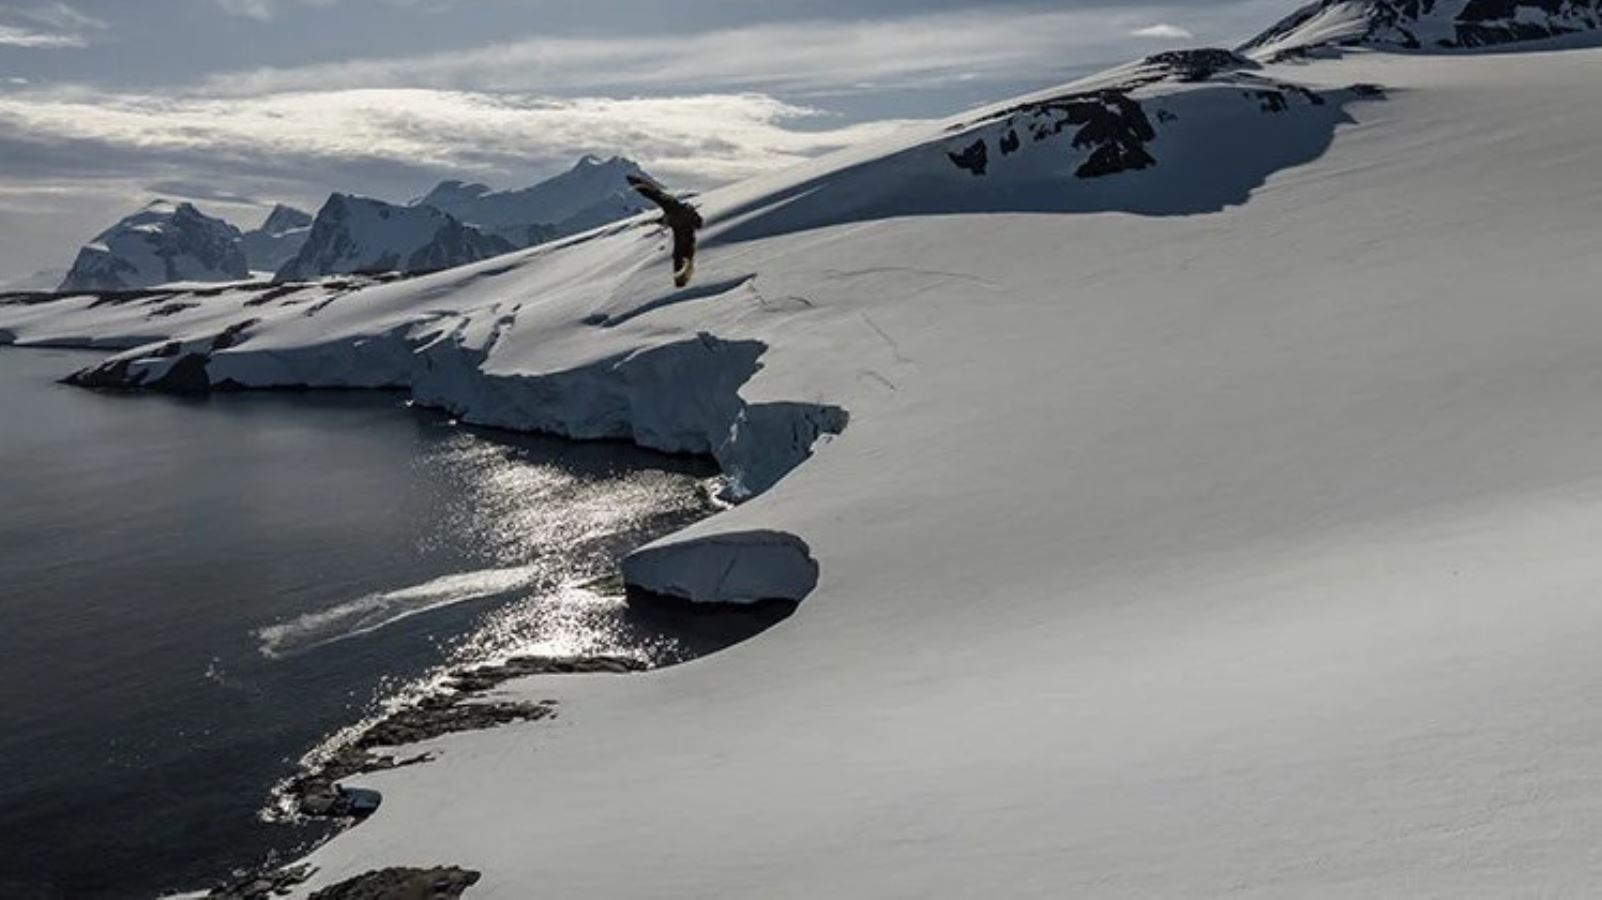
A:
263;429;717;820
258;432;713;659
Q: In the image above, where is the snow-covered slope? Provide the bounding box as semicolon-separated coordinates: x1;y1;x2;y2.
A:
1244;0;1602;57
57;201;248;292
415;155;651;247
274;194;514;282
240;204;313;273
9;27;1602;898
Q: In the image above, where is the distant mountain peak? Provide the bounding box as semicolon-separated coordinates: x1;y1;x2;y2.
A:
241;205;314;272
412;154;654;249
59;201;247;293
274;192;513;282
258;204;313;235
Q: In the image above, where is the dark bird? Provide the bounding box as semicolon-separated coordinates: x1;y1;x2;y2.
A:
628;174;703;288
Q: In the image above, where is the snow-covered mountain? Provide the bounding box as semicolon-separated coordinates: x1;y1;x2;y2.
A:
414;155;652;247
274;194;515;282
11;4;1602;896
1244;0;1602;57
240;204;313;273
57;201;248;293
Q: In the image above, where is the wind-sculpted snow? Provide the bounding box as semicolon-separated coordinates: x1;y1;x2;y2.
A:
1244;0;1602;58
714;55;1380;241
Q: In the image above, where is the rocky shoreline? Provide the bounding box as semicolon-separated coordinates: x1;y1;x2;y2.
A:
203;864;481;900
281;653;648;821
202;653;648;898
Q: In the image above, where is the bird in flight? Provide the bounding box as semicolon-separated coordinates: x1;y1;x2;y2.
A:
628;174;704;288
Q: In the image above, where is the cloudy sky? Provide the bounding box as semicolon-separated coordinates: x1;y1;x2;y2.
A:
0;0;1289;283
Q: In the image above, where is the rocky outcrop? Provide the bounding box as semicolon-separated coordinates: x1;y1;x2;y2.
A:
308;867;481;900
276;654;653;821
944;52;1344;185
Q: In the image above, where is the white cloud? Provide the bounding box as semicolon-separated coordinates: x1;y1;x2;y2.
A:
1129;23;1195;39
0;2;106;48
0;25;81;47
211;0;277;19
203;8;1189;97
0;87;921;186
212;0;432;19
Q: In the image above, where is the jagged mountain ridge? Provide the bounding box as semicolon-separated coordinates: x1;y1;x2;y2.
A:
1243;0;1602;57
274;194;515;282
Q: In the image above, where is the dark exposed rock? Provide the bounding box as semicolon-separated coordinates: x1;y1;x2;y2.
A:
972;89;1157;180
150;353;213;394
244;284;313;307
1139;48;1261;81
947;139;989;176
212;317;261;352
999;128;1021;155
356;694;556;750
280;654;646;821
148;300;202;318
1251;89;1291;113
62;356;146;390
308;866;481;900
442;654;647;692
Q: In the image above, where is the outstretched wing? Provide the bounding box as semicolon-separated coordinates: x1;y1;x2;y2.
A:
627;174;696;221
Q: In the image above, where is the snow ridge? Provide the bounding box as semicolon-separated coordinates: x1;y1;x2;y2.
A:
1243;0;1602;58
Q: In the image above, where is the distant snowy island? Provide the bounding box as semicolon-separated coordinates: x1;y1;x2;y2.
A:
7;0;1602;895
53;155;652;293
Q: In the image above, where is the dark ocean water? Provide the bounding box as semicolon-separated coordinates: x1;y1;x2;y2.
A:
0;348;719;898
